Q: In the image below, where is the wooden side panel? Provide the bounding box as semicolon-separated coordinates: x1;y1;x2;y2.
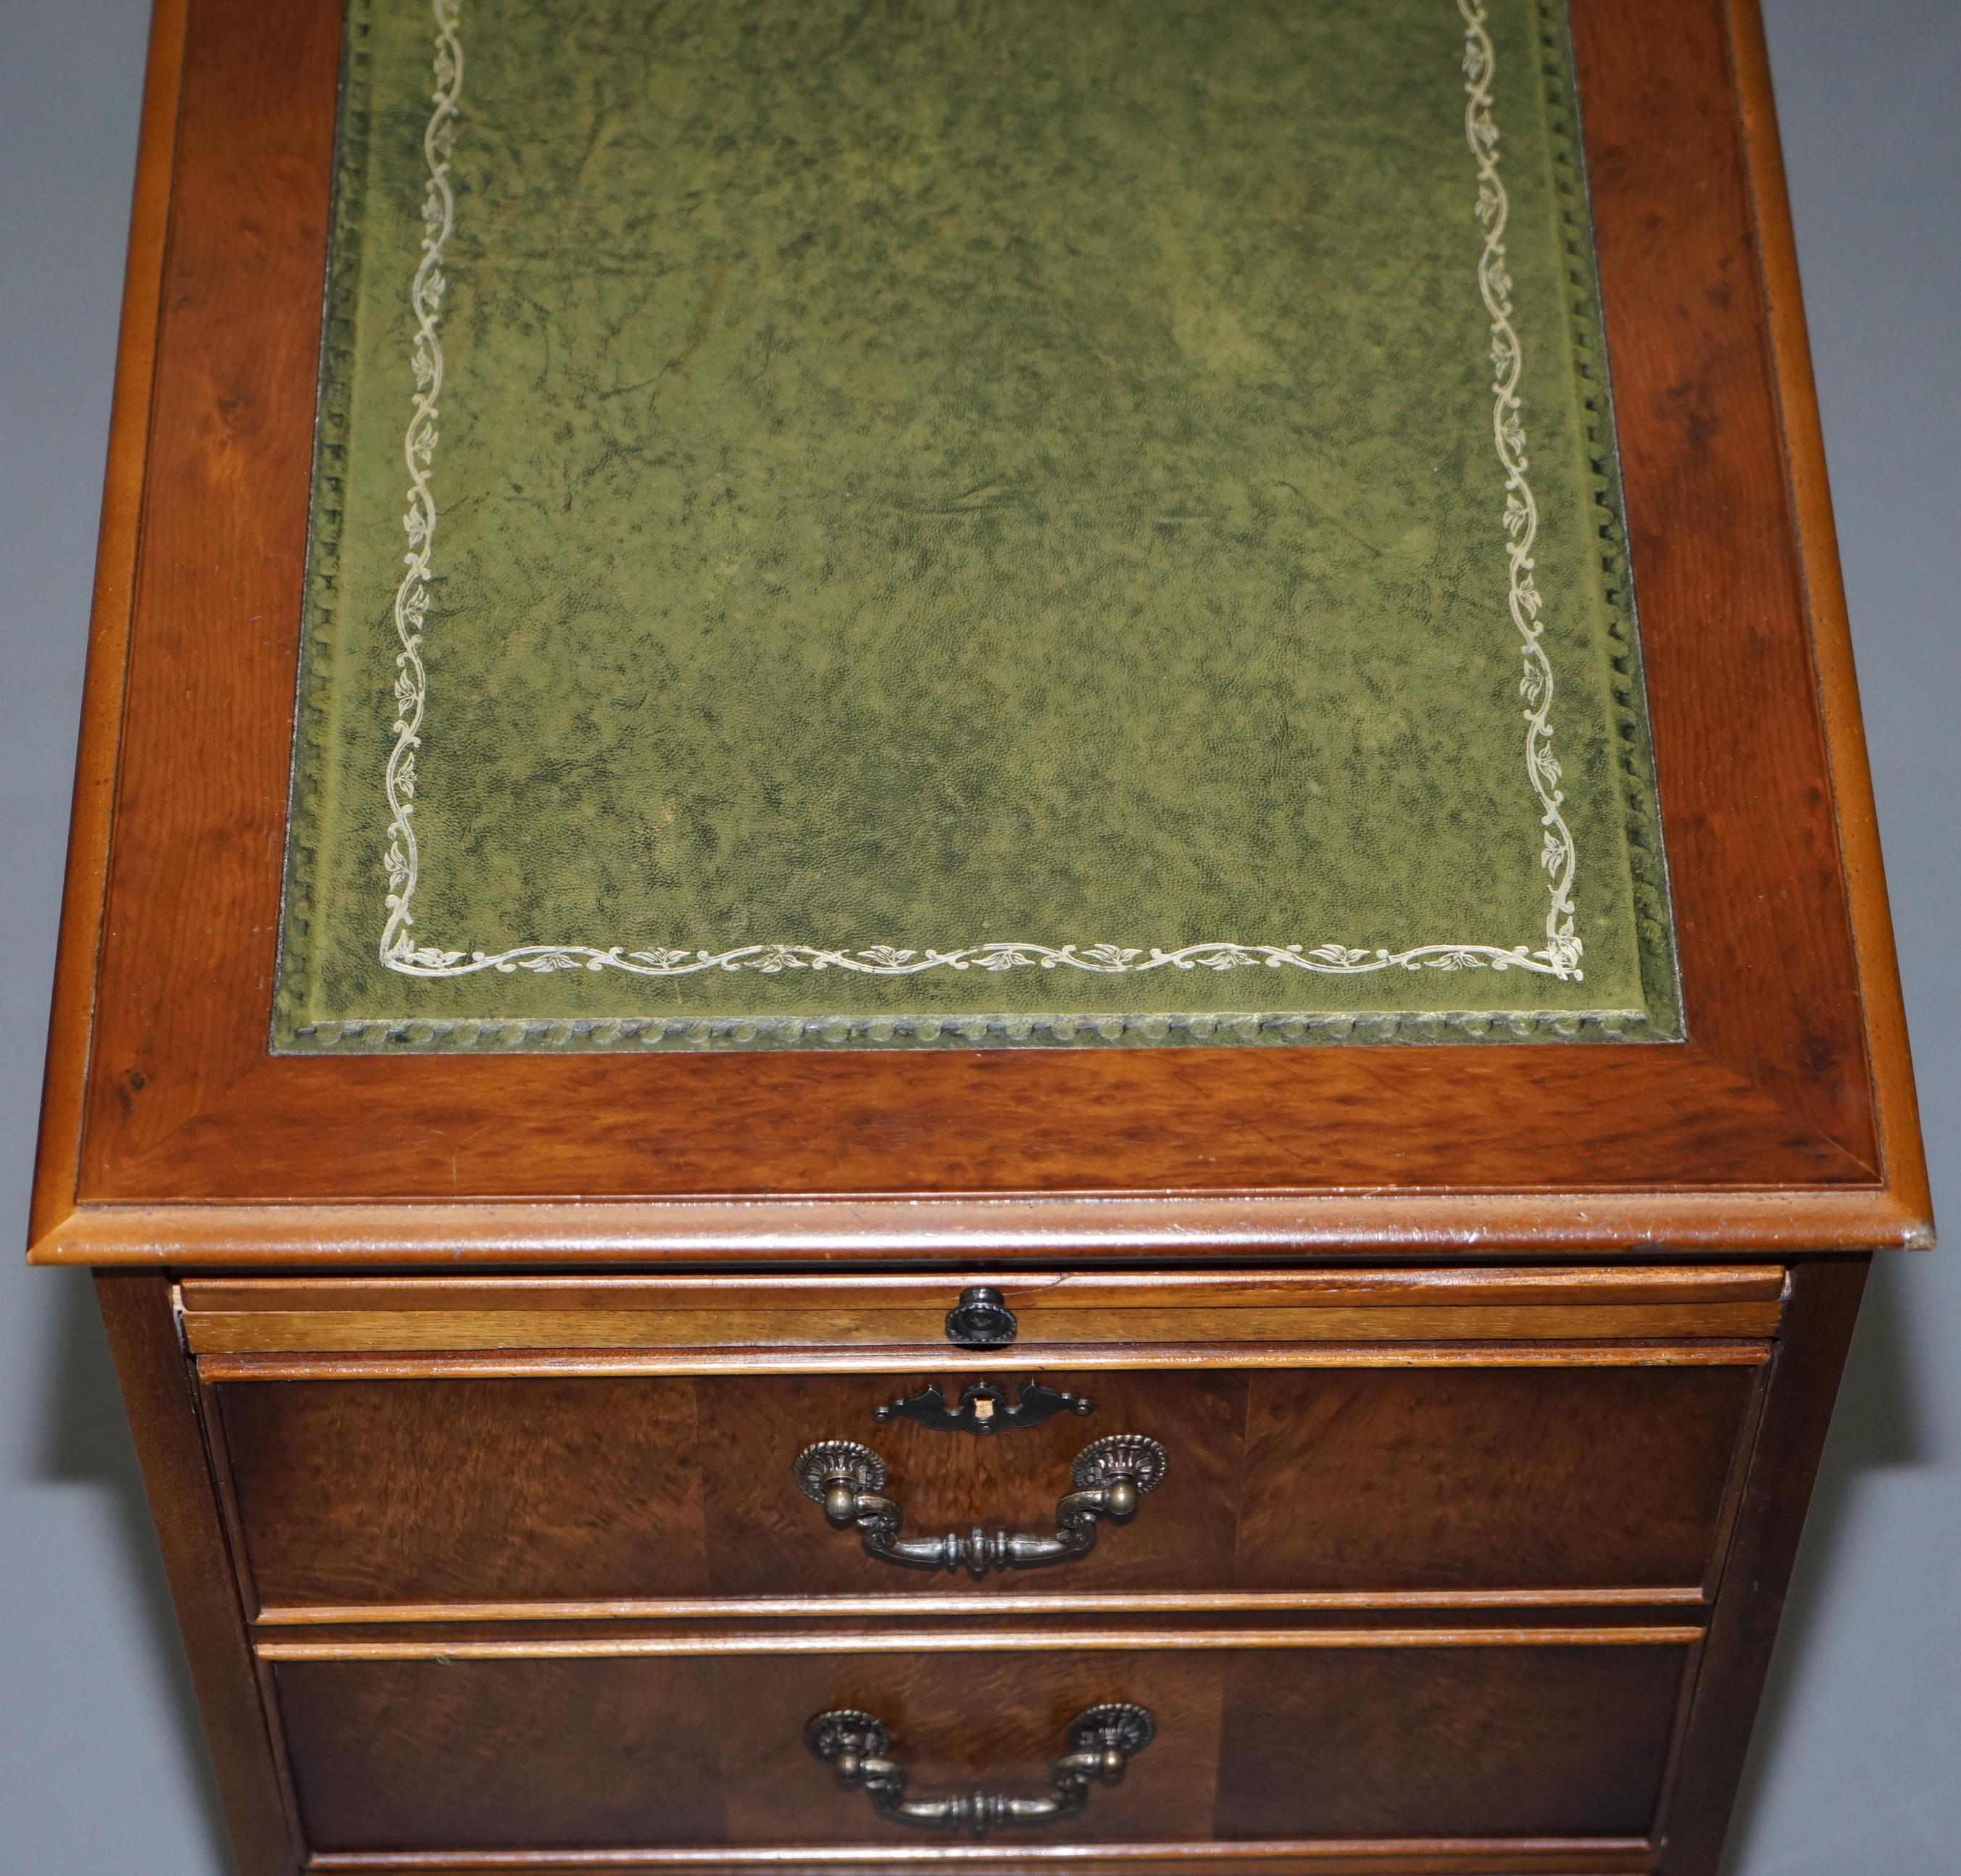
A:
1718;0;1931;1234
1656;1254;1869;1872
93;1274;299;1876
26;0;193;1251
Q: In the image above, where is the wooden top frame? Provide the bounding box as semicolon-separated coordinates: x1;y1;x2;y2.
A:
28;0;1932;1267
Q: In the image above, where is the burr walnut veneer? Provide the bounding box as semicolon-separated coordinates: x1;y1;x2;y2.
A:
29;0;1932;1873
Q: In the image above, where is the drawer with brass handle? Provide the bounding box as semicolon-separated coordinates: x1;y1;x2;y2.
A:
261;1624;1693;1859
188;1268;1777;1622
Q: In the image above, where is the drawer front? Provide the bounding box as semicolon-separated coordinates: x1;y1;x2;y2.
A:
269;1638;1689;1854
212;1360;1757;1612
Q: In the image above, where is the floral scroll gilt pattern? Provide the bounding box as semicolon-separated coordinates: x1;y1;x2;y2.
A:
379;0;462;974
375;0;1583;988
1460;0;1581;980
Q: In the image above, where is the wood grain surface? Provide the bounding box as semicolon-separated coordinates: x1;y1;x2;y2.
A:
304;1850;1657;1876
269;1642;1691;1851
24;0;1930;1262
183;1304;1783;1354
193;1345;1775;1385
180;1267;1791;1314
207;1363;1757;1614
178;1267;1788;1363
302;1846;1657;1875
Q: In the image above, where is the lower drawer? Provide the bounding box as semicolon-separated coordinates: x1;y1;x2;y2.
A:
267;1630;1692;1856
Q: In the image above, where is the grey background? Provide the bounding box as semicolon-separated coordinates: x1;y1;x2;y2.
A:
0;0;1953;1867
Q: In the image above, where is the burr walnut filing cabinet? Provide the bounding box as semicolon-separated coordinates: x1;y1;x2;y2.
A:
28;0;1933;1872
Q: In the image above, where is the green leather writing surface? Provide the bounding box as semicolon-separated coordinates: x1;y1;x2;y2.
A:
275;0;1680;1051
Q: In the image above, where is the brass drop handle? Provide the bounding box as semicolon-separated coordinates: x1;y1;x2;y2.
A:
805;1704;1154;1836
793;1434;1167;1579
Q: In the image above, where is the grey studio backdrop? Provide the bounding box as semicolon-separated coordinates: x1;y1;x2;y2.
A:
1;0;1955;1869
